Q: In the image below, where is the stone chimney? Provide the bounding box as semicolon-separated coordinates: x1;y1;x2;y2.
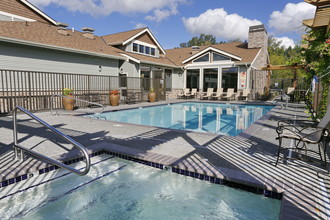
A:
82;27;95;40
56;22;68;36
248;24;268;49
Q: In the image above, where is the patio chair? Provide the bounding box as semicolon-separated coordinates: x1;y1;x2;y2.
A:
275;103;330;166
286;87;295;102
222;88;236;101
200;88;214;100
211;88;224;100
238;89;251;101
189;88;197;99
178;88;190;99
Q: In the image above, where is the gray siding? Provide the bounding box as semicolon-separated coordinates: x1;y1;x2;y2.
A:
119;60;139;77
0;42;119;76
172;69;184;89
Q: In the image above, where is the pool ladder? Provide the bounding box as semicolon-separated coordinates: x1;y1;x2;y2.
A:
13;106;91;176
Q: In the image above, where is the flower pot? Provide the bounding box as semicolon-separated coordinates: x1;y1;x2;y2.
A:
148;92;156;102
63;95;75;110
110;94;120;106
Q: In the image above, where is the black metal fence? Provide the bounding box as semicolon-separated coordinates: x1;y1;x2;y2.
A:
0;69;165;114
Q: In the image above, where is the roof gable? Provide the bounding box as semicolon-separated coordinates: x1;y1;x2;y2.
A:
102;27;166;55
182;47;242;64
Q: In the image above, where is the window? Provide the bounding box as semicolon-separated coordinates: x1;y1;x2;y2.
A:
132;42;156;56
133;43;138;52
193;53;210;63
139;45;145;53
221;67;238;91
186;69;200;89
145;46;150;55
203;68;218;91
151;48;155;56
213;52;230;61
119;73;127;88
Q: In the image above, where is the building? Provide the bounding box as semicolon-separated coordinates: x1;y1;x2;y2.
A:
0;0;269;100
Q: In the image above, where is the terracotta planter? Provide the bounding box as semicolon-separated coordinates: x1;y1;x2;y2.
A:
63;95;75;110
110;94;120;106
148;92;156;102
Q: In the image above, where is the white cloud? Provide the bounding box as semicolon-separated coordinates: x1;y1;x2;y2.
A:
135;23;147;29
29;0;186;18
183;8;262;41
145;9;174;22
269;2;316;34
275;37;295;49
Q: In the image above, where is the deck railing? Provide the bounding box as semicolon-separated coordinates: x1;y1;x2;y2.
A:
0;69;165;114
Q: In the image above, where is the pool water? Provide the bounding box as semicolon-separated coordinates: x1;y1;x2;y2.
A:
87;102;274;136
0;156;280;220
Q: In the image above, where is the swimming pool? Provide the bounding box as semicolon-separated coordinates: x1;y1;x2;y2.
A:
87;102;274;136
0;155;280;219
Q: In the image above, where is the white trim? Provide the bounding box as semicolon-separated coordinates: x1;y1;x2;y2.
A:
0;11;35;21
123;28;166;55
184;61;234;68
182;47;242;64
20;0;57;25
139;60;178;69
0;36;126;60
250;48;261;69
120;53;140;64
131;42;157;57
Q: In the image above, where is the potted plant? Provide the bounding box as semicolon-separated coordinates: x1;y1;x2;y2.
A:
148;88;156;102
63;88;75;110
109;90;120;106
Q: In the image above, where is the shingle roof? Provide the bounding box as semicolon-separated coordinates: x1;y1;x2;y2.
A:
102;27;147;45
0;21;125;58
165;43;261;66
122;51;177;67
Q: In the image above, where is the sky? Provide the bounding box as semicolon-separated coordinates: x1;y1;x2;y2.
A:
29;0;316;49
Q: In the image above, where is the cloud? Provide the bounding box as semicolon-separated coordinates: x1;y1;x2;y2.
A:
269;2;316;34
275;37;295;49
135;23;147;29
29;0;186;18
145;9;174;22
183;8;262;41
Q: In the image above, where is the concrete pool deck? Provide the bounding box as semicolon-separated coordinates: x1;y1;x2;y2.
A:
0;99;329;219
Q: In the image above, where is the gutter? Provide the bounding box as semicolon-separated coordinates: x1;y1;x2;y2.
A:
139;59;179;69
0;36;126;61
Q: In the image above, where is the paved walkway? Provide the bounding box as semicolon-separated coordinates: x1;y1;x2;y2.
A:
0;99;329;219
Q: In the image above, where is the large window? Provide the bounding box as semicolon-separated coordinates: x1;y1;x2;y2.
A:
186;69;200;89
221;67;238;91
193;53;210;63
213;52;230;61
139;45;145;53
151;48;155;56
203;68;218;91
133;43;138;52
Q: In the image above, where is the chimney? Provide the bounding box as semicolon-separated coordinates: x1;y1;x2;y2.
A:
82;27;95;40
191;46;200;54
248;24;268;49
56;22;69;36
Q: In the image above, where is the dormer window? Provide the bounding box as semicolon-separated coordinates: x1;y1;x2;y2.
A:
193;53;210;63
133;43;138;52
132;41;157;57
139;45;145;53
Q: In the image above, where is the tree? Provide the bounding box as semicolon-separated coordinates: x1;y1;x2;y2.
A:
179;34;217;48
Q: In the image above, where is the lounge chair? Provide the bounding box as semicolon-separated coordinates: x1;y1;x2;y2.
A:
222;88;236;101
189;88;197;99
200;88;214;100
238;89;251;101
211;88;224;100
286;87;295;102
275;103;330;166
178;88;190;99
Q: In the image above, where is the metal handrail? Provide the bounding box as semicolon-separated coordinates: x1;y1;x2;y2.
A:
50;94;105;116
13;106;91;176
